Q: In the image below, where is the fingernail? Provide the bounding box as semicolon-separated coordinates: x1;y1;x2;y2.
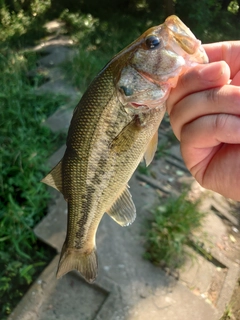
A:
199;62;226;82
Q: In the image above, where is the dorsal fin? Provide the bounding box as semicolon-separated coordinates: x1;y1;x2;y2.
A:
41;161;63;193
107;186;136;226
144;130;158;167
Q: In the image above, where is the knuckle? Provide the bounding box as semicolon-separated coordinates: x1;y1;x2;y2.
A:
179;68;198;88
230;87;240;106
205;88;220;106
213;114;229;132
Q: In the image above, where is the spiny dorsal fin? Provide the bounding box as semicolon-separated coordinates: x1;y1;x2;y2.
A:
41;161;63;193
144;130;158;167
107;186;136;226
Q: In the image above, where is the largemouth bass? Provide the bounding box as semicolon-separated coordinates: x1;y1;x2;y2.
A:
42;15;208;283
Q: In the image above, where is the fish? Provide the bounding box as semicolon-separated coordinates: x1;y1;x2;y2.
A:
42;15;208;283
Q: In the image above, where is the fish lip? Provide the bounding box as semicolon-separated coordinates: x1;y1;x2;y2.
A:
129;102;148;109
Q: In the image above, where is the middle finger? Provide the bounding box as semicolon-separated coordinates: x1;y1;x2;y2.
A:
168;84;240;140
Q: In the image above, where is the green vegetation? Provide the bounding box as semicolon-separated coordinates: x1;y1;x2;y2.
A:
174;0;240;41
0;48;67;318
220;304;233;320
1;0;240;318
144;192;205;269
0;0;51;46
138;163;151;175
0;6;68;317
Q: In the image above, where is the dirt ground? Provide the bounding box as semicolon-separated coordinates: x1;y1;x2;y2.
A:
230;279;240;320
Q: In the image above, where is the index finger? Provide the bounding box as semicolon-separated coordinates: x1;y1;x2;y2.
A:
203;41;240;79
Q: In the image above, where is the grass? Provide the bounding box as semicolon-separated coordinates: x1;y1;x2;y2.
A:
0;44;67;319
144;192;205;270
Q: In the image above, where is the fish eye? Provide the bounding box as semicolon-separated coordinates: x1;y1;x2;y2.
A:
145;35;160;50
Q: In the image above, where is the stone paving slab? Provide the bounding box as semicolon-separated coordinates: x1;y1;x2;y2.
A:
37;46;75;68
37;78;79;97
8;255;122;320
43;104;73;133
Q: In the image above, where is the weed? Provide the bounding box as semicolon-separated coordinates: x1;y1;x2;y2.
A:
144;191;205;270
166;129;178;144
220;304;233;320
137;163;151;176
155;140;171;159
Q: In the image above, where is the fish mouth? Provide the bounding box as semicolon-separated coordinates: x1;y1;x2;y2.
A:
164;15;208;64
172;36;208;64
129;102;147;109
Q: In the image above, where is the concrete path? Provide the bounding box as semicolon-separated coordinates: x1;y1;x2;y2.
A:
9;20;240;320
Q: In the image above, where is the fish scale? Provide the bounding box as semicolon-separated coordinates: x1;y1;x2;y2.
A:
42;15;208;283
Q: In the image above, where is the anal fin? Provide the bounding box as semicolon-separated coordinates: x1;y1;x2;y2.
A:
41;161;63;193
107;186;136;226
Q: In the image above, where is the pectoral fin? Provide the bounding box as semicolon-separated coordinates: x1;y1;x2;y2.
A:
107;186;136;226
41;161;63;193
144;131;158;167
110;119;140;154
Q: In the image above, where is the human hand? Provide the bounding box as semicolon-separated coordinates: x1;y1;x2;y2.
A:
166;41;240;200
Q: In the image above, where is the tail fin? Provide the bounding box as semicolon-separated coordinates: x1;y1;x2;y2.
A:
56;243;98;283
